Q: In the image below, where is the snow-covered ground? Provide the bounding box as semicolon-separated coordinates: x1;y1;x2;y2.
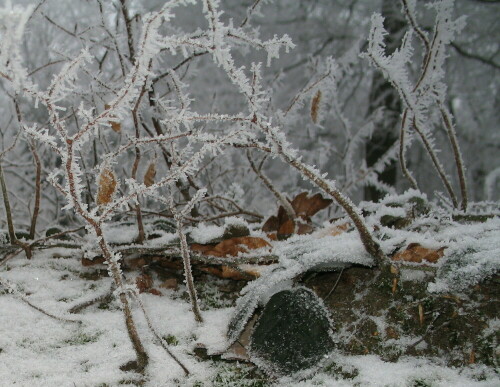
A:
0;239;498;386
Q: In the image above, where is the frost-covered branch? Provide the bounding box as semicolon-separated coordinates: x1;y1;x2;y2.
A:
363;0;468;210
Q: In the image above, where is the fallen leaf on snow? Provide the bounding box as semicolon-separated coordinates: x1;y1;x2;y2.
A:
392;243;446;264
193;236;271;258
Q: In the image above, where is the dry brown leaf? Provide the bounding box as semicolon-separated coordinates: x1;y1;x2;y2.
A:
104;104;121;132
278;219;295;237
223;314;259;361
262;215;279;233
266;232;277;241
221;266;252;280
190;243;217;254
291;192;333;218
262;191;332;239
209;236;271;258
311;90;322;124
198;266;224;278
148;288;162;296
144;162;156;187
314;222;350;238
110;121;121;133
159;278;178;290
96;168;117;206
199;265;260;281
136;273;153;293
238;265;263;279
127;257;148;270
392;243;446;263
296;222;314;235
262;205;291;234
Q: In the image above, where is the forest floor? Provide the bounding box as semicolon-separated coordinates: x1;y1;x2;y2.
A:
0;193;499;386
0;245;498;386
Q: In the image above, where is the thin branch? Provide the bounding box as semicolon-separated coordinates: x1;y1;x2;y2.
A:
411;117;458;208
0;277;81;324
247;150;296;220
451;42;500;70
398;109;418;189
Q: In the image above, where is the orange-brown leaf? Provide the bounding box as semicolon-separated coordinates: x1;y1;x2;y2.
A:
278;219;295;237
190;243;217;254
262;192;332;236
291;192;332;218
262;215;280;233
144;162;156;187
110;121;121;133
148;288;162;296
314;222;350;238
296;221;314;235
159;278;178;290
199;265;260;281
136;273;153;293
207;236;271;258
392;243;446;263
104;104;121;132
127;257;148;270
97;168;117;206
266;232;277;241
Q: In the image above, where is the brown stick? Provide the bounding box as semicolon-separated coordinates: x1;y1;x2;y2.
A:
13;98;41;239
28;140;41;240
120;0;135;62
247;151;296;220
175;217;203;323
0;161;16;245
398;109;418;189
63;137;149;371
440;107;468;211
96;225;148;371
411;117;458;208
130;81;150;244
0;161;32;259
282;152;388;268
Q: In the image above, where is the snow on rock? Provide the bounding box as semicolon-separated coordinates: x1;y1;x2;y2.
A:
189;223;225;244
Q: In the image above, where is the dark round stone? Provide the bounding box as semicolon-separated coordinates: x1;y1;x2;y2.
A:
249;287;334;375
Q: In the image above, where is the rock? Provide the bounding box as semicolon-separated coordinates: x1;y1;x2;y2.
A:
249;287;334;375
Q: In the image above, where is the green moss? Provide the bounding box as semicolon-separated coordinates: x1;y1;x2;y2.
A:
197;282;233;310
211;363;270;387
409;378;433;387
163;334;179;346
323;361;359;380
64;331;101;346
